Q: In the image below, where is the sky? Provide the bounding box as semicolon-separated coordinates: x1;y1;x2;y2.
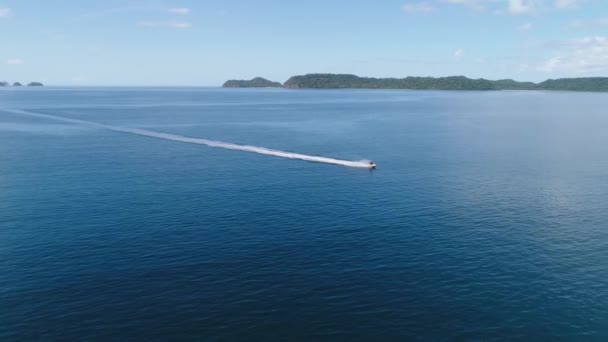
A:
1;0;607;85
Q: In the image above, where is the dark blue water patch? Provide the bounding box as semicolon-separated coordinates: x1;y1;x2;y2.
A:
1;88;607;340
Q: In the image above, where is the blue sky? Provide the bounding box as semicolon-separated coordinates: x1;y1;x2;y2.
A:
1;0;607;85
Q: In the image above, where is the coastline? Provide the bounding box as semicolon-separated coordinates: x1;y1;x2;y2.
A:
222;74;608;92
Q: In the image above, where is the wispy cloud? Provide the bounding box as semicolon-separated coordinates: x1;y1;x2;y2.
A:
507;0;579;15
168;7;190;15
555;0;579;9
569;17;608;29
6;59;24;65
454;48;465;58
400;0;580;15
137;21;192;29
0;8;10;17
508;0;540;15
401;2;434;13
80;5;173;19
442;0;485;10
442;0;550;14
518;22;533;30
537;36;608;73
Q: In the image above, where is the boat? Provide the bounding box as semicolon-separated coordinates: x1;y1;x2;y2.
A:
369;161;376;169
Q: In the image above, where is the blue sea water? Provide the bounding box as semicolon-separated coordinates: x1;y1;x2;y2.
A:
1;87;607;340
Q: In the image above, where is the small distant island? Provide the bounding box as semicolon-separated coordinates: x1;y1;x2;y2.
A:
223;77;282;88
222;74;608;92
0;81;44;87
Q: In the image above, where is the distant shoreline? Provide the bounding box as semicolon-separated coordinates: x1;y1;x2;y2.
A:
222;74;608;92
0;81;44;87
3;83;607;93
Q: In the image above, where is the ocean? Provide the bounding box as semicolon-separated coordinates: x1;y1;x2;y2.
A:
1;87;607;340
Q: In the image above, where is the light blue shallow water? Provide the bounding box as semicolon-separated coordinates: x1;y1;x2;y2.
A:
1;87;607;340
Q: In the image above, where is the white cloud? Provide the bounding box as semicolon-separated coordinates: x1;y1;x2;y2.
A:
6;59;24;65
401;2;434;13
0;8;10;17
168;7;190;15
518;23;533;30
569;17;608;29
508;0;541;14
538;36;608;73
403;0;566;15
454;48;465;58
171;22;192;28
442;0;484;10
137;21;192;29
555;0;579;9
81;5;191;19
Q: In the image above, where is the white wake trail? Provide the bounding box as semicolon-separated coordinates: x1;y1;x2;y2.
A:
4;109;373;168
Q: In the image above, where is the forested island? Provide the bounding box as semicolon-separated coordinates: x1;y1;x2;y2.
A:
222;77;281;88
223;74;608;92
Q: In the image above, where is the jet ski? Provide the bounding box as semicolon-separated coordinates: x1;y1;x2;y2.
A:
369;161;376;169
